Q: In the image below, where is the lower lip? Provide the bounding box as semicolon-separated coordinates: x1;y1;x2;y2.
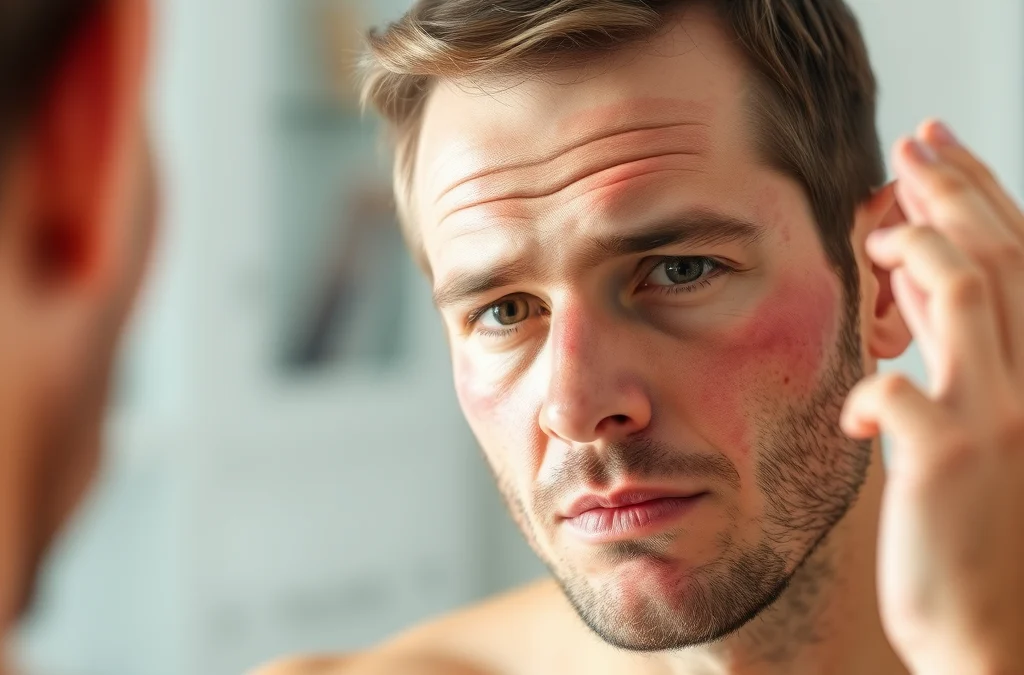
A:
563;495;706;543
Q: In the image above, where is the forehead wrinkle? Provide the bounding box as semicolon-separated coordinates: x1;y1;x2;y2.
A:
559;164;706;214
432;118;704;202
435;128;709;228
432;119;709;208
441;155;704;230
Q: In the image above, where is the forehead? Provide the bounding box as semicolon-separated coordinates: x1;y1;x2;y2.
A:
413;7;760;269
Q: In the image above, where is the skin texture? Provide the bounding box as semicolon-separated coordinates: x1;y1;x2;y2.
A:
264;9;1024;675
263;8;910;675
0;2;153;671
421;6;893;661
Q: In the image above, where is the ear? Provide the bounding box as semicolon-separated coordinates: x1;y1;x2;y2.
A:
852;181;912;361
22;0;149;295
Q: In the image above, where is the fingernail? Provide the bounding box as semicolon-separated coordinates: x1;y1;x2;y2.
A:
905;138;937;164
930;120;959;147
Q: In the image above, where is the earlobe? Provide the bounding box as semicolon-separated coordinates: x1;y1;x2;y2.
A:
855;183;913;361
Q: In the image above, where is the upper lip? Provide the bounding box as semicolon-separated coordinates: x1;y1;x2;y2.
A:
559;487;706;520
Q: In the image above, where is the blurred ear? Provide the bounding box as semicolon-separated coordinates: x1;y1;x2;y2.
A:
23;0;148;295
852;181;912;361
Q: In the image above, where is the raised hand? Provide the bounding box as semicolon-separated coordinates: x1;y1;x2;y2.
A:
842;120;1024;675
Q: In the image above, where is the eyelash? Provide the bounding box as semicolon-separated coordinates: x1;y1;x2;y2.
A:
467;256;732;339
640;256;730;295
467;304;535;340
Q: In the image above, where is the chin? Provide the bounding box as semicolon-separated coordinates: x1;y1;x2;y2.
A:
556;538;792;652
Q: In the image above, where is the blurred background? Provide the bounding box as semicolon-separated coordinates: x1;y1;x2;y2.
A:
9;0;1024;673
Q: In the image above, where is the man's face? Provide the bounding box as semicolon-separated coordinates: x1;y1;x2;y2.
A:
415;9;871;650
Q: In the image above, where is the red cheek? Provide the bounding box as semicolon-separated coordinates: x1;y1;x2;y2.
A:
677;273;840;454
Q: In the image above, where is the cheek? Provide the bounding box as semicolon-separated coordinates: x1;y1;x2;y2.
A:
452;350;539;471
673;273;840;454
452;349;497;421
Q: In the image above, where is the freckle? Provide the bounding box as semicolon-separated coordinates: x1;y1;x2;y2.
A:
784;376;790;385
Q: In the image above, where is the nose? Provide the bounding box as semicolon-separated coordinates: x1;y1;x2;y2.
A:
538;307;652;445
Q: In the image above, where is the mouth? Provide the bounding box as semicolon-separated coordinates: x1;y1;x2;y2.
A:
559;489;709;543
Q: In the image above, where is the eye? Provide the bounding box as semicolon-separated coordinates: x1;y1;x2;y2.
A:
478;296;531;329
644;256;721;288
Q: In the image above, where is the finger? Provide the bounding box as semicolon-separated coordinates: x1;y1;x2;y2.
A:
918;119;1024;245
889;266;939;376
893;136;1024;371
841;372;947;473
917;121;1024;372
892;175;930;226
892;136;1015;254
867;224;1004;398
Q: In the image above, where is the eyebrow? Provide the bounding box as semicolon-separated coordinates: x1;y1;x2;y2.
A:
583;210;765;262
431;210;766;310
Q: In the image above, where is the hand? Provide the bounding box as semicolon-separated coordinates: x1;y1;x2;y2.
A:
841;120;1024;675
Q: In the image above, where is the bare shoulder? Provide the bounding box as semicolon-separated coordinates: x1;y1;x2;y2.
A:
248;655;355;675
247;652;487;675
248;578;579;675
383;577;572;654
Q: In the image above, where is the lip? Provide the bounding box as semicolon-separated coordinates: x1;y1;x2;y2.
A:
559;488;709;543
560;488;705;520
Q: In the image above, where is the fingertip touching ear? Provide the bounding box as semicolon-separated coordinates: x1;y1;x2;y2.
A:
853;181;913;361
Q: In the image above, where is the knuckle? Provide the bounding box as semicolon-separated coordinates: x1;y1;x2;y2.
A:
994;410;1024;450
875;372;913;400
931;171;970;200
903;225;937;248
942;271;989;308
934;428;975;470
991;240;1024;268
971;156;999;189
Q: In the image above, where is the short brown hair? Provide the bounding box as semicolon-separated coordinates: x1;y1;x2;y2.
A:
361;0;885;292
0;0;102;164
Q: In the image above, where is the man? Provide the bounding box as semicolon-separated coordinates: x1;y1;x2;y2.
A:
0;1;153;671
259;0;1024;673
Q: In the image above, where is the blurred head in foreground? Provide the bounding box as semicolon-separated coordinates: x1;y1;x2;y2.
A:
0;0;153;643
362;0;911;651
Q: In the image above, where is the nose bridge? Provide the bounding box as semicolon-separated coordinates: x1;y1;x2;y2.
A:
539;298;651;444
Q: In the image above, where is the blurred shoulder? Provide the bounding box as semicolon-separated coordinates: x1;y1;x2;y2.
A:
248;652;488;675
248;578;573;675
248;655;353;675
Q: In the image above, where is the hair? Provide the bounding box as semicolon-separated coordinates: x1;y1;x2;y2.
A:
360;0;885;293
0;0;103;165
